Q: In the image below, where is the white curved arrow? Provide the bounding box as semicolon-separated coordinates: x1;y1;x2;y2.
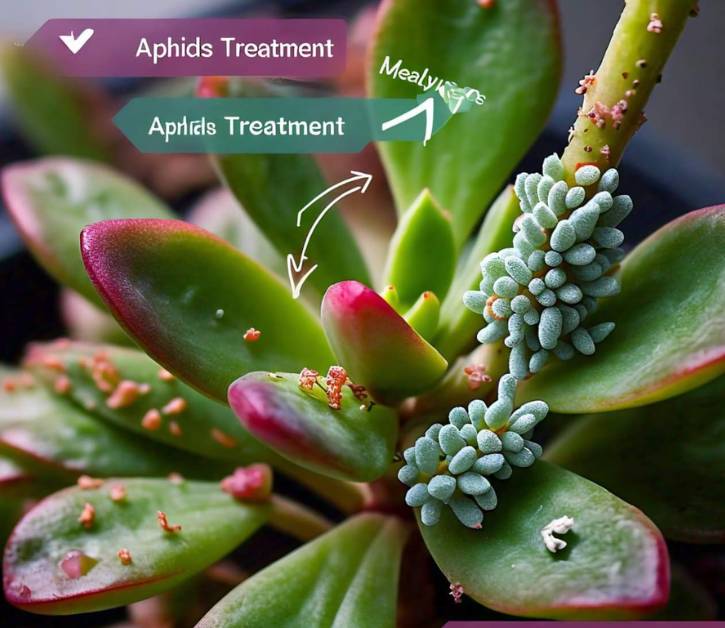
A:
287;171;373;299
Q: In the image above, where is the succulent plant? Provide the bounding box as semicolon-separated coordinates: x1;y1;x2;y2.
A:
1;0;723;625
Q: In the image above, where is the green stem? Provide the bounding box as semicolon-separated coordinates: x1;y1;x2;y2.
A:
267;495;334;541
401;342;508;422
561;0;697;179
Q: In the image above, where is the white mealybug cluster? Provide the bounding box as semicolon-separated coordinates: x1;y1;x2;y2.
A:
398;375;548;529
463;153;631;379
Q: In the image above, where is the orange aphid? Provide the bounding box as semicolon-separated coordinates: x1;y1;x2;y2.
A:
243;328;261;342
79;503;96;529
157;511;181;533
77;475;103;490
117;548;132;565
162;397;187;415
211;428;237;449
141;409;162;431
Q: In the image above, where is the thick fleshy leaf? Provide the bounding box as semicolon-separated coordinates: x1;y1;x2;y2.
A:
197;513;408;628
1;158;172;306
3;479;269;614
435;186;520;359
369;0;560;245
0;370;227;480
25;341;277;465
228;372;397;482
419;461;669;619
0;46;110;160
81;219;334;401
383;189;455;308
186;187;286;280
521;206;725;412
321;281;447;402
547;376;725;543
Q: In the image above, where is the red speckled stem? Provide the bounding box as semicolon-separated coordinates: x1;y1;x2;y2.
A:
561;0;697;180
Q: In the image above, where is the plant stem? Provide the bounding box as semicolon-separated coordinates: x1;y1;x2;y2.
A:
401;342;508;422
561;0;697;180
276;460;372;514
267;494;334;541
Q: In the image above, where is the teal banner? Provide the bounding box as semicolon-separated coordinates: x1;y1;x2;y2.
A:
113;94;458;153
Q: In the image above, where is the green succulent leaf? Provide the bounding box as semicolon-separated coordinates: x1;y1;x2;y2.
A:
0;370;226;480
25;341;278;465
1;158;172;307
435;186;520;359
197;513;408;628
419;461;669;619
369;0;560;245
228;371;397;483
521;206;725;412
547;376;725;543
187;187;286;280
0;46;110;160
80;219;334;401
403;290;440;342
321;281;447;402
216;155;370;296
3;478;269;614
383;189;455;308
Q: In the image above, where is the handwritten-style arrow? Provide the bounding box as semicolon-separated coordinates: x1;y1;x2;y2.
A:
381;96;435;146
287;171;373;299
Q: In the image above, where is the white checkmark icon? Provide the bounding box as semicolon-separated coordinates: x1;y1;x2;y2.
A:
59;28;95;54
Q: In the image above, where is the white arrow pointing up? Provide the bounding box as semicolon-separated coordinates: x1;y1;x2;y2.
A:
288;171;373;299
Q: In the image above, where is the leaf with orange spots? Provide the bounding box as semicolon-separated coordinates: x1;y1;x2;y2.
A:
3;479;268;614
228;371;397;482
0;370;226;481
520;207;725;412
80;219;334;401
24;341;278;466
321;281;447;402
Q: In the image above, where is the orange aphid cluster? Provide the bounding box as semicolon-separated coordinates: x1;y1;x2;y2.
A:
220;464;272;502
117;548;132;565
575;70;596;95
463;364;492;391
243;327;262;342
157;511;182;533
298;368;319;390
325;366;348;410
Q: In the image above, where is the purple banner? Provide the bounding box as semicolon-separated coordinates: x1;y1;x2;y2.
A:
26;18;346;78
